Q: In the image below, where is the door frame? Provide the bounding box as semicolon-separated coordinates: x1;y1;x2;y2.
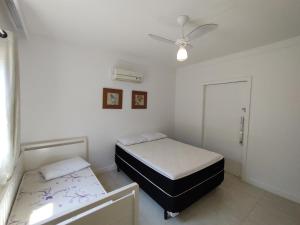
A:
201;76;252;180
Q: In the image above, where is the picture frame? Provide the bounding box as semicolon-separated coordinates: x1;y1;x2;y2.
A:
132;90;147;109
103;88;123;109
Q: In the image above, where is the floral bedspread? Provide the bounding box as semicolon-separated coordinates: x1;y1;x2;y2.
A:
7;167;106;225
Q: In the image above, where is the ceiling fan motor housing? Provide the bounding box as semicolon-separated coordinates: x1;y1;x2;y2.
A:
177;15;189;26
175;38;189;47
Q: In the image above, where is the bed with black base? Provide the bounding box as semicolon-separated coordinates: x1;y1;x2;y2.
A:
115;137;224;219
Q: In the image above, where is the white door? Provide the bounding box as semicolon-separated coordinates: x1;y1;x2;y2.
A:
202;81;249;177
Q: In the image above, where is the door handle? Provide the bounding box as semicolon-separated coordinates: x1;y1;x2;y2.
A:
239;116;245;145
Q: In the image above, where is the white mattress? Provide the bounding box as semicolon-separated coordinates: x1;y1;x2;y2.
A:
117;138;223;180
7;167;106;225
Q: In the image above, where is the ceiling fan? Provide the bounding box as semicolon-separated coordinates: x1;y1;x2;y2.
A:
148;15;218;62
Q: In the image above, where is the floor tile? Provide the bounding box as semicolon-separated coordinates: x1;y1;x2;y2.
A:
97;170;300;225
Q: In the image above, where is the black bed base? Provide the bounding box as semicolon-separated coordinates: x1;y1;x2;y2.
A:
115;145;224;219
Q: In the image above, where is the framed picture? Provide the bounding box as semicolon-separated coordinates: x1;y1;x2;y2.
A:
103;88;123;109
132;90;147;109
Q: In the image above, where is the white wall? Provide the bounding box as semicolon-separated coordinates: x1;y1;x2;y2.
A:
19;35;175;172
175;36;300;203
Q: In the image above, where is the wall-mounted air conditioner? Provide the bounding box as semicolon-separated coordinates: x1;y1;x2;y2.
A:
4;0;29;37
112;68;143;83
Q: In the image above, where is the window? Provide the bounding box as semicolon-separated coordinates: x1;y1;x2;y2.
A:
0;30;20;186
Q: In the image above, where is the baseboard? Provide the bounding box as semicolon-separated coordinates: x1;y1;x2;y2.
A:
94;163;117;175
244;176;300;204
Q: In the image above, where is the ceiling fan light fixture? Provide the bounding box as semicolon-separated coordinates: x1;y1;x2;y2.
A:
177;46;188;62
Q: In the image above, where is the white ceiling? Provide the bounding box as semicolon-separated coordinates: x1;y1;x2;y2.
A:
19;0;300;67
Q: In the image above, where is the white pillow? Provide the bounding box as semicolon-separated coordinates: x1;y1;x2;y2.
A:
141;132;167;141
39;157;90;181
117;135;147;146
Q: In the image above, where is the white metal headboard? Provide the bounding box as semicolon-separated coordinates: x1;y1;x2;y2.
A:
21;137;88;171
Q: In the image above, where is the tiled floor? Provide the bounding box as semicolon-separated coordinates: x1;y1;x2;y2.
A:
98;170;300;225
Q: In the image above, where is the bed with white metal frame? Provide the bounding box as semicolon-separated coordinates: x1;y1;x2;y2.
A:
7;137;139;225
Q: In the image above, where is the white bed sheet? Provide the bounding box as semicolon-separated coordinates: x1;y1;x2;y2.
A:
117;138;223;180
7;167;106;225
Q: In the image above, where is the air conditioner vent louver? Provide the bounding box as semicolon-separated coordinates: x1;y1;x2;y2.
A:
4;0;27;36
112;68;143;83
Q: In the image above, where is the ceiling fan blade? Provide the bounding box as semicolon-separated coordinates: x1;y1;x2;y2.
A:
148;34;175;45
186;24;218;41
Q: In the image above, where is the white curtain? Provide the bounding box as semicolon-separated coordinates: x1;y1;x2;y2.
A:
0;31;20;186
